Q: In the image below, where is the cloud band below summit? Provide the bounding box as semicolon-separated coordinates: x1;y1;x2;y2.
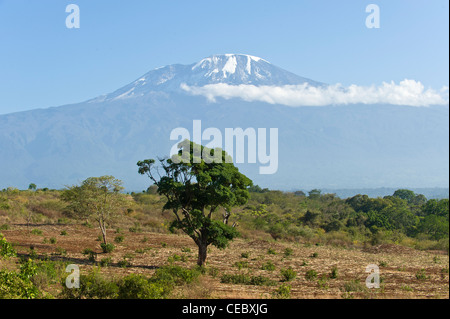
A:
181;80;449;107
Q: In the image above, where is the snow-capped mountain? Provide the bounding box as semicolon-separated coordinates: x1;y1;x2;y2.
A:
94;54;323;102
0;54;448;192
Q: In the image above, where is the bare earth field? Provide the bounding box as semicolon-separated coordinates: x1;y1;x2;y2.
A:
1;223;448;299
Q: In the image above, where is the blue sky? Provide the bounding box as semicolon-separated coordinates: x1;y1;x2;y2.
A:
0;0;448;114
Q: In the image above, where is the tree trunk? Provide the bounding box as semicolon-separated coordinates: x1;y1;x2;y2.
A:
99;220;107;245
197;242;208;267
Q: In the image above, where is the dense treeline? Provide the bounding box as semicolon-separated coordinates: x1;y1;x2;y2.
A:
234;187;449;251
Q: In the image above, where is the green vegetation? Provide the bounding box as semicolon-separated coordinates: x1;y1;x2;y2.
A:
137;140;252;266
280;267;297;282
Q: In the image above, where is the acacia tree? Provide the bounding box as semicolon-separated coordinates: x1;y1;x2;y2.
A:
61;176;125;250
137;140;252;266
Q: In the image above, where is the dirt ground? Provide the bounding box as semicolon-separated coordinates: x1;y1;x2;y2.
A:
1;223;448;299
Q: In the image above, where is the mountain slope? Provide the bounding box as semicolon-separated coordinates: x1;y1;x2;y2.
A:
0;54;448;192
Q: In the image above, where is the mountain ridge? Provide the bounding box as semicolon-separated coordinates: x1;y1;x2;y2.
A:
0;54;448;191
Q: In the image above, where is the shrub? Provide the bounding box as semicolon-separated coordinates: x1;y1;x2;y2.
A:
0;234;16;258
99;257;112;267
342;280;367;293
272;284;291;299
82;248;95;255
310;252;319;258
0;224;9;230
118;274;166;299
240;252;250;258
280;267;297;282
234;261;249;270
415;269;428;281
100;243;115;253
0;269;40;299
114;235;125;243
31;229;43;236
261;261;276;271
60;230;67;236
153;265;201;286
317;275;329;289
60;269;119;299
118;258;131;268
305;269;317;281
49;237;57;244
329;266;338;279
267;248;277;255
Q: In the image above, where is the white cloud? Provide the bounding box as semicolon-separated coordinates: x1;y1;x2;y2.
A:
181;80;449;107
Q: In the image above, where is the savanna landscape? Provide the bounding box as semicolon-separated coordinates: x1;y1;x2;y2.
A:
1;144;448;300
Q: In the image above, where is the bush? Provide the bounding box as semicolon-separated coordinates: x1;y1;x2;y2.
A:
305;269;317;281
100;243;115;253
234;261;249;270
114;235;125;243
31;229;43;236
0;269;40;299
153;265;201;286
0;234;16;258
272;284;291;299
99;257;112;267
240;252;250;258
118;274;166;299
261;261;276;271
267;248;277;255
329;266;338;279
415;269;428;281
60;269;119;299
280;267;297;282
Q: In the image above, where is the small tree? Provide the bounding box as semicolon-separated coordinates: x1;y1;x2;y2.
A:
28;183;37;191
137;140;252;266
61;176;125;247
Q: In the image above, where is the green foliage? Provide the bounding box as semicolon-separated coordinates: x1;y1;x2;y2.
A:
305;269;317;281
100;243;115;253
0;269;40;299
280;267;297;282
329;266;338;279
261;261;276;271
137;140;252;266
60;268;119;299
114;235;125;243
415;269;428;281
99;257;112;267
0;234;16;258
272;284;291;299
118;274;166;299
31;229;43;236
233;261;249;270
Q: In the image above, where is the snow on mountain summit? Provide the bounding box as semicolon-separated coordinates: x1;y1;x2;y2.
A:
98;54;323;101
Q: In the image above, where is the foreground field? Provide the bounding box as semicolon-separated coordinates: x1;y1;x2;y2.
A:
1;222;448;299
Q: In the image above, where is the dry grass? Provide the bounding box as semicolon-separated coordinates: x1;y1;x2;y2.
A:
1;222;448;299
